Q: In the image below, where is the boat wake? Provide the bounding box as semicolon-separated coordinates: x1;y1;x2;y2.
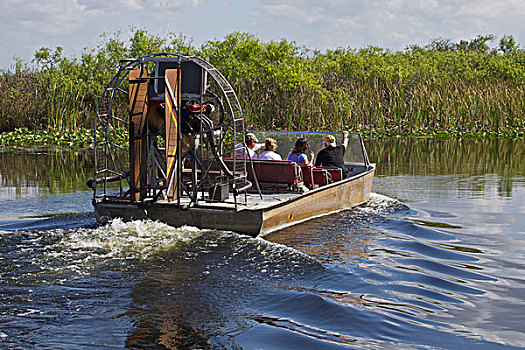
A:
62;218;214;260
0;212;97;232
359;192;412;215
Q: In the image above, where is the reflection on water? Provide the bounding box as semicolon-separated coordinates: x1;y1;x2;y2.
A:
0;139;524;349
367;137;524;176
0;148;94;199
0;148;95;222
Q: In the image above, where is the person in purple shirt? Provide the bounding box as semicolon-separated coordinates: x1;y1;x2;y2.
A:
258;138;282;160
287;138;314;165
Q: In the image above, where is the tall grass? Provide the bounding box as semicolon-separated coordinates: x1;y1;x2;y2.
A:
237;73;525;136
0;65;47;131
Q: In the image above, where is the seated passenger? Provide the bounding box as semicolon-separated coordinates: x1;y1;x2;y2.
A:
287;138;314;166
232;132;263;159
258;138;282;160
315;132;350;178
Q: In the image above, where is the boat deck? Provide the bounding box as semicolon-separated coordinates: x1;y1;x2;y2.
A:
154;190;303;211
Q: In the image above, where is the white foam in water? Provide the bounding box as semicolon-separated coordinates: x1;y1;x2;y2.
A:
254;235;317;262
63;218;208;260
357;193;403;215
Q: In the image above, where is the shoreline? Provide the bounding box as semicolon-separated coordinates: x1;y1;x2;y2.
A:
1;127;523;149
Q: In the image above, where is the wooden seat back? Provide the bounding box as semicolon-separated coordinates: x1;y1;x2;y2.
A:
300;165;315;189
222;159;303;190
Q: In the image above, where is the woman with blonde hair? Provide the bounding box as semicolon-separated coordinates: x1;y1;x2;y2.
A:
258;138;282;160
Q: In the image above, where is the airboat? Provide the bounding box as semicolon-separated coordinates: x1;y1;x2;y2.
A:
90;53;375;237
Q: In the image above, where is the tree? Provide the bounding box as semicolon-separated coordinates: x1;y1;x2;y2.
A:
499;35;518;54
426;37;454;52
454;34;496;53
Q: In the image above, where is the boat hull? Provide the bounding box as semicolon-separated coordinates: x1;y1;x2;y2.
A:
93;201;264;236
94;165;375;237
259;165;374;235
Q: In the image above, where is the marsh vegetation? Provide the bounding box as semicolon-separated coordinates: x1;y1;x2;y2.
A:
1;30;524;147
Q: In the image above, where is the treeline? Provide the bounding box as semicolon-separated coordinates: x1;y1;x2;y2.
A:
1;29;524;137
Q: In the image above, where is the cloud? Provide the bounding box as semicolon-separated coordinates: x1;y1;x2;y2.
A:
1;1;97;38
457;0;525;18
1;0;525;67
77;0;201;11
0;0;101;66
254;0;525;50
0;0;203;67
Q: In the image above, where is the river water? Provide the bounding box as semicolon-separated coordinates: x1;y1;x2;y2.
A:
0;138;523;349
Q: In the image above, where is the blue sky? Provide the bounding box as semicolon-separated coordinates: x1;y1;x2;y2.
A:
1;0;524;69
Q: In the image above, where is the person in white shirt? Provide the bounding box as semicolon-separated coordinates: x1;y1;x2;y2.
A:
232;133;263;159
258;138;282;160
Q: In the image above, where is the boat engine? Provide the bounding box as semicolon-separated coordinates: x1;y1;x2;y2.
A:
181;101;215;135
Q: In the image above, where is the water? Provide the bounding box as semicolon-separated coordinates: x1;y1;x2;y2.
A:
0;139;524;349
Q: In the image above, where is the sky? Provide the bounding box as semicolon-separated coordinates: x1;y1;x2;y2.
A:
1;0;525;69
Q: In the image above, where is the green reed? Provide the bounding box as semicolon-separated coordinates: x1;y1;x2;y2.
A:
236;74;524;139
